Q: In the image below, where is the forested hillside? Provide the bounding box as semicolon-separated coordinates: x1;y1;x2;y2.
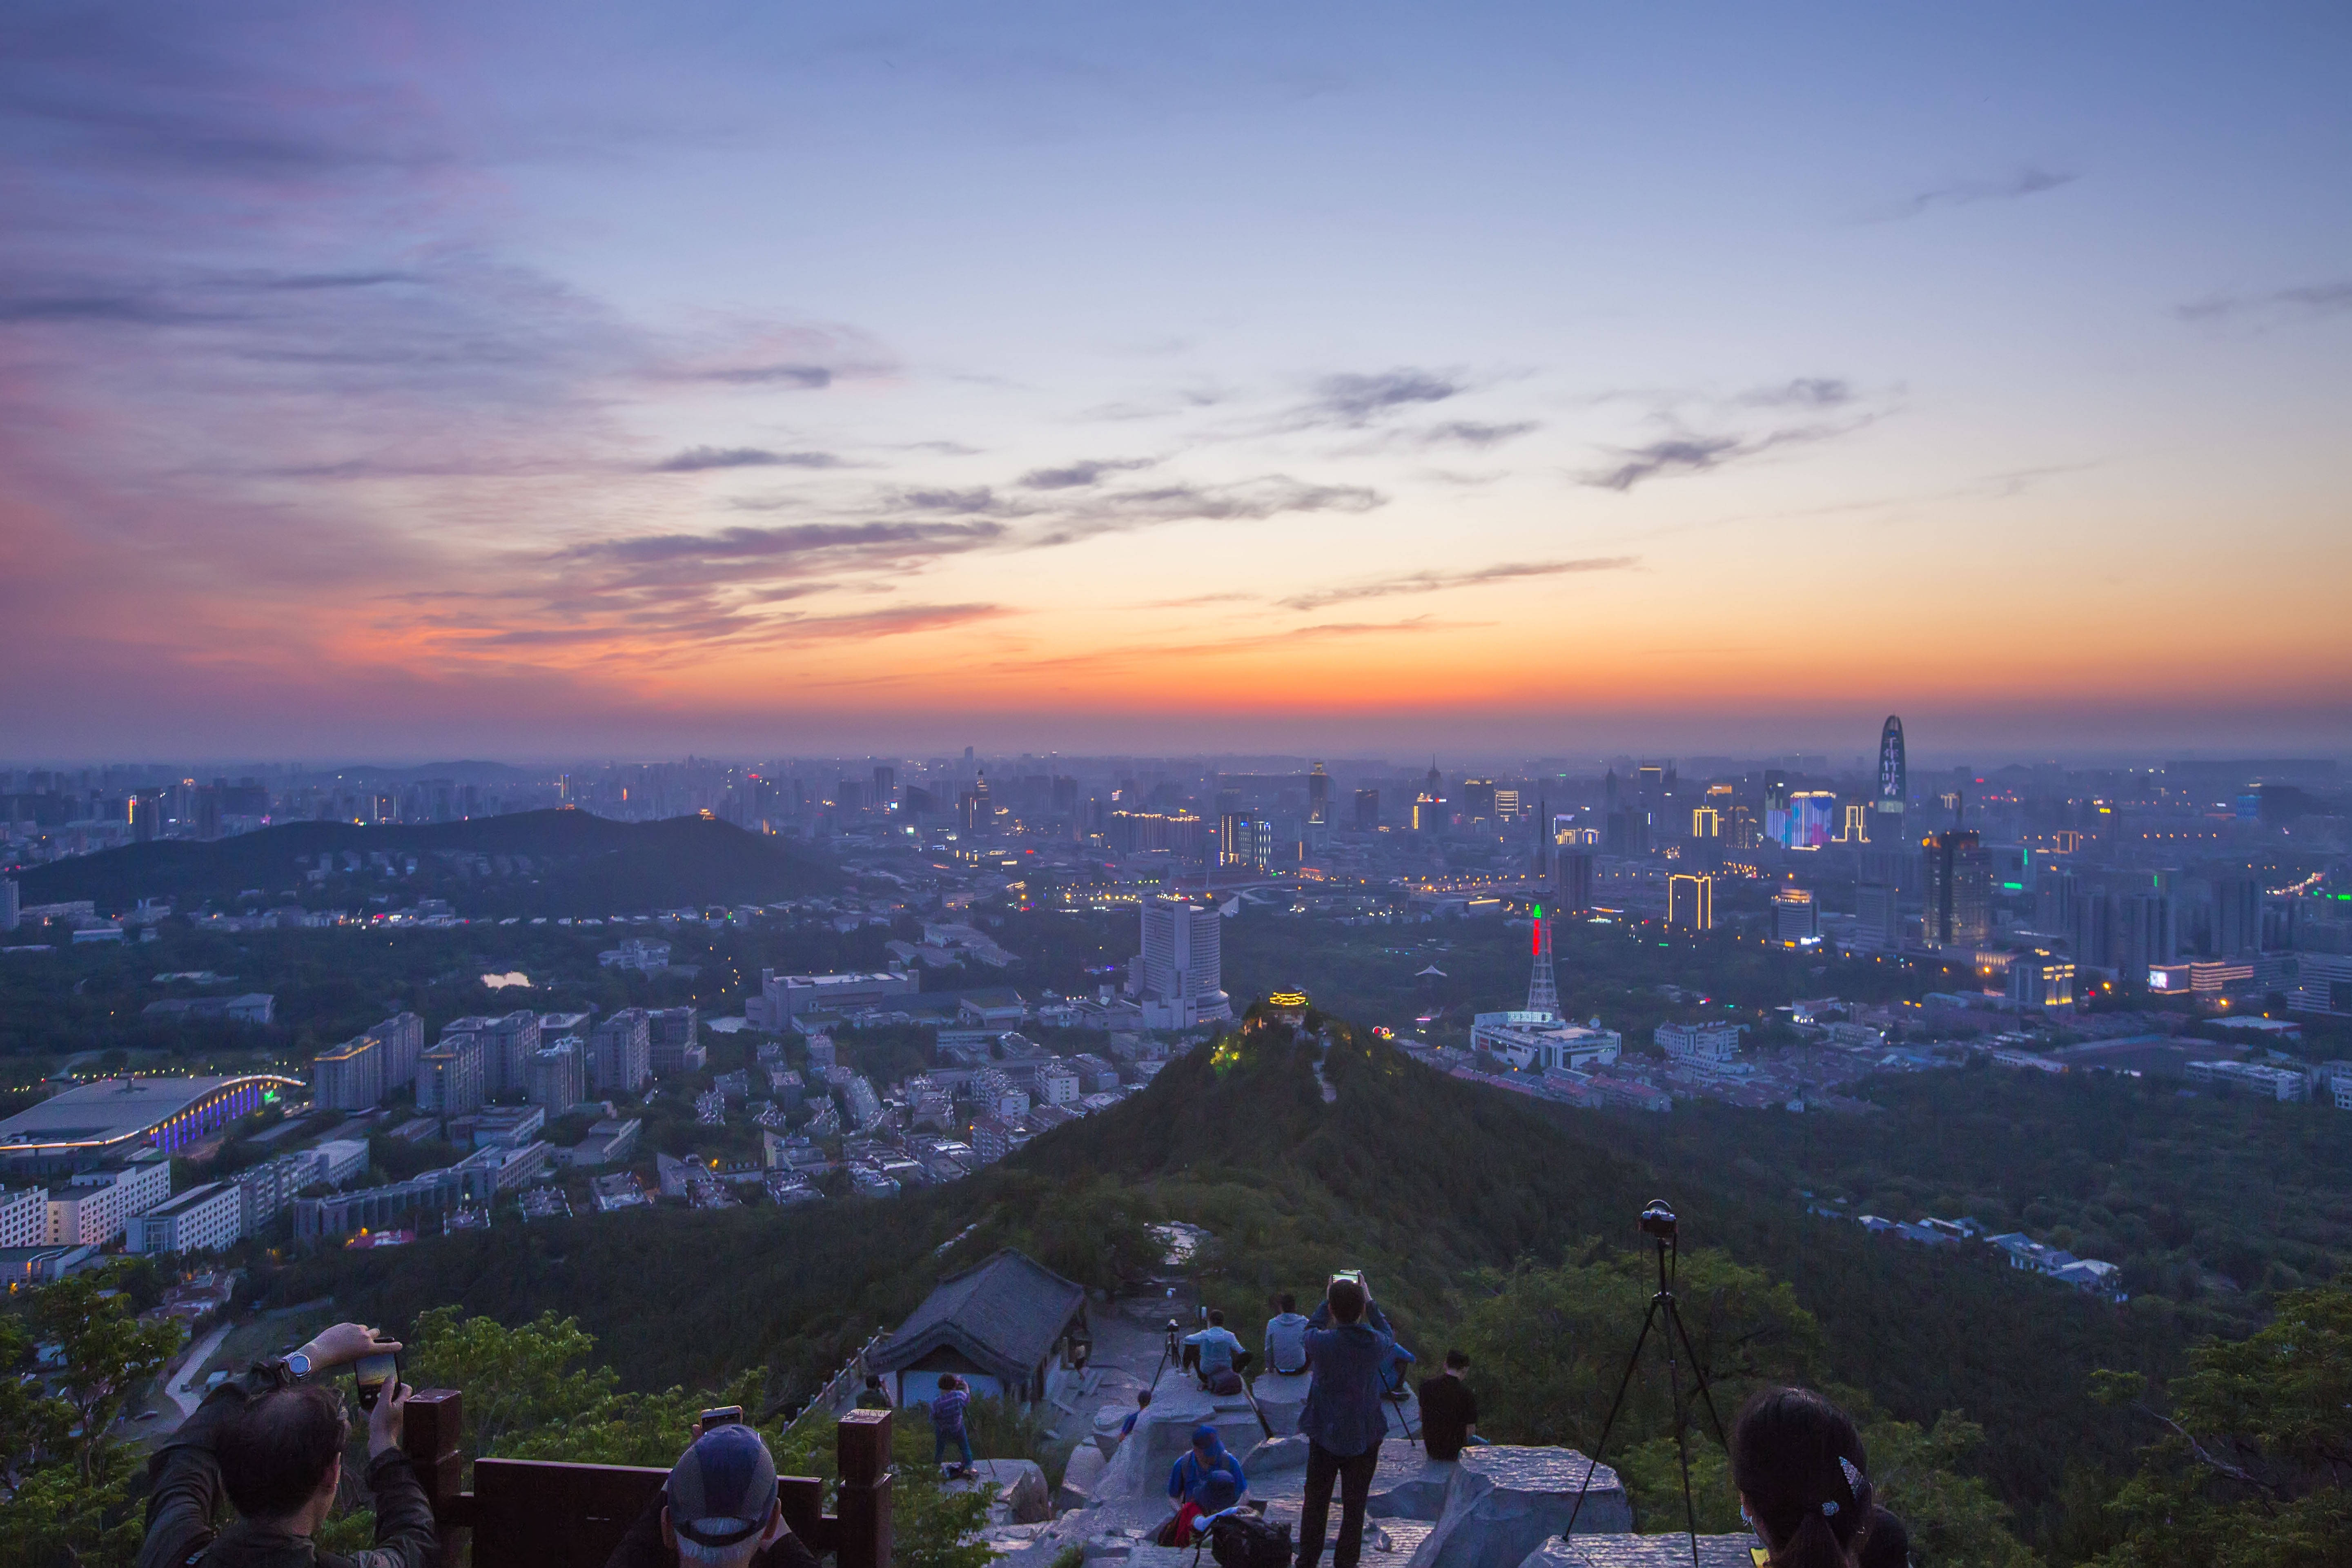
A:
271;1014;2193;1550
14;810;837;916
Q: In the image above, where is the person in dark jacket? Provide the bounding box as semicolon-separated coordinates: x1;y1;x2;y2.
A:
136;1320;431;1568
1296;1276;1397;1568
606;1418;820;1568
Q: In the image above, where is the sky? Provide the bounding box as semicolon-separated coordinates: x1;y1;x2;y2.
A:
2;2;2348;764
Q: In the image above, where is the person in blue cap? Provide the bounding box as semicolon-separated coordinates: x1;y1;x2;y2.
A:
607;1416;818;1568
1167;1423;1249;1544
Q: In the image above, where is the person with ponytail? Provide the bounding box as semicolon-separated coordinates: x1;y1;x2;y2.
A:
1729;1387;1879;1568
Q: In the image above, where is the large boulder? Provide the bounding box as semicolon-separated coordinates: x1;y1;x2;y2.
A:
1090;1387;1265;1502
1365;1439;1455;1521
1250;1371;1311;1435
1243;1433;1309;1476
945;1459;1051;1524
1516;1533;1756;1567
1059;1443;1111;1512
1400;1448;1633;1568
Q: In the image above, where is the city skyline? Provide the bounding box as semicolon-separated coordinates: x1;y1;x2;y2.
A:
4;4;2349;758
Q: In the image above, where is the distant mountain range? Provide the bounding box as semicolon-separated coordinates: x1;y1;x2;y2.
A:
15;809;838;916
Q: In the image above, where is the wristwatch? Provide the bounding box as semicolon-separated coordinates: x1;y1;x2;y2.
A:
283;1350;314;1380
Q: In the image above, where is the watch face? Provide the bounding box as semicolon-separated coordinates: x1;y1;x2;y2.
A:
286;1352;311;1377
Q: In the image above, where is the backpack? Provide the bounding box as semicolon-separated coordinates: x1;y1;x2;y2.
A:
1207;1512;1292;1568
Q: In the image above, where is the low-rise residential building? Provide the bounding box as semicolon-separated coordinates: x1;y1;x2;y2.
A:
1657;1020;1746;1063
2185;1059;2309;1101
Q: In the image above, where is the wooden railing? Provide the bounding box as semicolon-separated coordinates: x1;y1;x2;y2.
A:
402;1390;893;1568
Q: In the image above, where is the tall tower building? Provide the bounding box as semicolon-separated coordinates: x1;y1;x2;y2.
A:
1525;906;1561;1019
1872;716;1907;843
1923;829;1991;949
1307;761;1330;826
1137;895;1231;1028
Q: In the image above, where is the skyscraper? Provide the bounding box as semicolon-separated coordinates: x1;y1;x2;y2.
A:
1553;848;1595;914
1353;788;1380;830
1308;761;1330;826
1872;716;1907;843
1137;895;1230;1029
1923;829;1992;949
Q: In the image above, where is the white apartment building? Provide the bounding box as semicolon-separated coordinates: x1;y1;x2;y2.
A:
47;1156;172;1245
0;1185;49;1248
1656;1020;1746;1064
126;1181;243;1256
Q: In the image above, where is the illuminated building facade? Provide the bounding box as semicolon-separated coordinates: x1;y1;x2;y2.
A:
1773;887;1821;946
1873;715;1907;842
2007;950;2076;1010
1667;873;1714;932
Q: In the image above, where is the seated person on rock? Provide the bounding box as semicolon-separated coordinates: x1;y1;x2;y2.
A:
1265;1293;1311;1377
1184;1311;1250;1392
1120;1388;1153;1440
1167;1424;1250;1544
607;1415;818;1568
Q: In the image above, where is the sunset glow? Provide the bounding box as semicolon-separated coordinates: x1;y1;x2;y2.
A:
4;4;2348;759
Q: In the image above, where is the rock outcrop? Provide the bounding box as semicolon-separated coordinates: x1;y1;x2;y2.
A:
1515;1532;1756;1567
1400;1447;1633;1568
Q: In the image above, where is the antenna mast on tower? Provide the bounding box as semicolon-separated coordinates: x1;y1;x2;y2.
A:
1526;903;1561;1019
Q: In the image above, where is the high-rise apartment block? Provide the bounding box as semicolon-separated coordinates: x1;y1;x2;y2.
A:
649;1007;705;1076
311;1035;384;1111
589;1009;653;1093
416;1033;487;1115
526;1040;587;1109
1136;895;1229;1030
372;1011;425;1089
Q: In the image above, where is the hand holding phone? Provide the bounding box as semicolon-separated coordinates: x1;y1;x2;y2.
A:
698;1405;744;1432
354;1352;402;1412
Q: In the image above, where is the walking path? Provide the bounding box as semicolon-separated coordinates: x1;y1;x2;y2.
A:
163;1322;234;1425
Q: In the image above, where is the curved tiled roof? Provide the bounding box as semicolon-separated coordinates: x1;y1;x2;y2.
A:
870;1249;1085;1384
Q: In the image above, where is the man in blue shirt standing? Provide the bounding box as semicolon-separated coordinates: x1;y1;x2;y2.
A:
1296;1276;1396;1568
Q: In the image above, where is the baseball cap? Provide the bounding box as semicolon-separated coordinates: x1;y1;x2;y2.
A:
1192;1424;1220;1450
668;1425;779;1549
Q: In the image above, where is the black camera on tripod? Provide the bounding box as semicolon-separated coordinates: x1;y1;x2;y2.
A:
1639;1199;1677;1241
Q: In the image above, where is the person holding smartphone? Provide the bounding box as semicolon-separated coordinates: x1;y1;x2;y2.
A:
1295;1274;1399;1568
136;1320;432;1568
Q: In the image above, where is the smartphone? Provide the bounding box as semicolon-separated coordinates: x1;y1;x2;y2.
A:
354;1352;401;1412
700;1405;744;1429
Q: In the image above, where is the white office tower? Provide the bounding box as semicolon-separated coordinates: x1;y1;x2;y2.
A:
1137;895;1232;1030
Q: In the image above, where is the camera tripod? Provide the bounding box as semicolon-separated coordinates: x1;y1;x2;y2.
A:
1560;1200;1728;1568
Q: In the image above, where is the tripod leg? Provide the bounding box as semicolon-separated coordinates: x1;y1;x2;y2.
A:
1662;1299;1729;1448
1663;1309;1699;1568
1561;1299;1660;1541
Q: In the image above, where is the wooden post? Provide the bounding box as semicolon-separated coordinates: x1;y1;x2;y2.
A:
835;1408;893;1568
403;1388;469;1568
